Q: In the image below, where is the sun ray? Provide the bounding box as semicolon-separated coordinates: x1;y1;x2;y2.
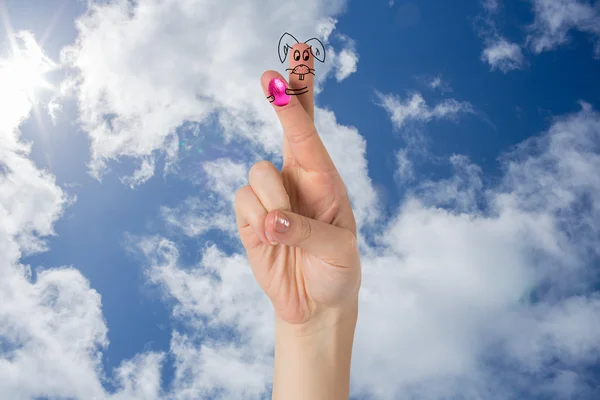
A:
0;2;18;56
39;0;70;49
0;6;59;166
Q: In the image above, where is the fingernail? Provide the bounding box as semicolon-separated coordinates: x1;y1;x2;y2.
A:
274;211;290;234
265;231;278;246
268;78;290;107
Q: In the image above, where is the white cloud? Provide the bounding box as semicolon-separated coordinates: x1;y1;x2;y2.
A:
0;31;164;400
132;236;274;399
201;158;248;204
110;353;165;400
480;0;600;69
528;0;600;58
476;0;526;73
132;102;600;399
169;332;272;400
0;266;106;399
316;17;337;42
482;0;501;13
135;99;600;397
328;33;359;82
376;91;474;130
309;21;360;87
395;148;414;182
59;0;353;182
161;195;236;238
315;108;379;228
349;103;600;398
161;158;249;237
427;74;452;93
4;2;600;400
120;156;156;188
160;158;248;238
334;47;359;81
482;37;526;72
417;154;485;213
428;76;443;90
429;76;442;89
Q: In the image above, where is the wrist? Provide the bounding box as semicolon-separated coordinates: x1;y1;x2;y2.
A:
275;301;358;338
272;301;358;400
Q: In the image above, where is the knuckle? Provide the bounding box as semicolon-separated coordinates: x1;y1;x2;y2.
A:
247;209;266;227
344;230;359;253
249;160;276;180
289;126;318;145
235;185;251;200
234;186;266;229
234;186;252;207
337;228;358;254
298;216;312;243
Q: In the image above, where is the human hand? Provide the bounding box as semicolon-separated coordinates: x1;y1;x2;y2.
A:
234;66;361;330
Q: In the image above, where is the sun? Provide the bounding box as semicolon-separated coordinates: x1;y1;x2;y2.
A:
0;31;56;104
0;31;57;132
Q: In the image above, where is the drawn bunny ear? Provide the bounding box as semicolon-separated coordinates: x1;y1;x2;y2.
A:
278;32;300;63
305;37;326;63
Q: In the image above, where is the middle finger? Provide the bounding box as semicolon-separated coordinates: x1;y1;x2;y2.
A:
248;160;291;212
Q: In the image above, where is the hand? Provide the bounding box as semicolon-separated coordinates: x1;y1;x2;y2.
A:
234;68;361;329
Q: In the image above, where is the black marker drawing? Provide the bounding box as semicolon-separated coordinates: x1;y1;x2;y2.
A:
266;33;326;106
266;85;308;104
278;32;326;81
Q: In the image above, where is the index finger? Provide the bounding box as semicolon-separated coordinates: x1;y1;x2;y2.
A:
261;70;336;173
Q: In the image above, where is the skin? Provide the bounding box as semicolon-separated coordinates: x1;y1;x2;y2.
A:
288;42;315;119
234;46;361;400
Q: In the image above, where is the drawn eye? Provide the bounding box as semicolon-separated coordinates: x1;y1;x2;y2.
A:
294;50;300;61
303;50;310;61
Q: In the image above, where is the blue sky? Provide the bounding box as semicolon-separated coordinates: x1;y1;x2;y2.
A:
1;0;600;399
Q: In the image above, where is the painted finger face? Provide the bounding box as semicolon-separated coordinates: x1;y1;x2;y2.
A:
277;33;326;81
267;33;326;105
289;43;314;81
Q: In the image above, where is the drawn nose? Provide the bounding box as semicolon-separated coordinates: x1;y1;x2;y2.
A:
293;64;309;73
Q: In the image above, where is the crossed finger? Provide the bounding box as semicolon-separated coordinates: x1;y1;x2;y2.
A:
235;160;291;248
261;70;336;174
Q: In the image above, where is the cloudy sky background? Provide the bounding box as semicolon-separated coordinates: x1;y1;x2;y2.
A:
1;0;600;399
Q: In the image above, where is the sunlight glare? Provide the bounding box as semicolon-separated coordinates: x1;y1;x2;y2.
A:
0;31;56;102
0;31;57;131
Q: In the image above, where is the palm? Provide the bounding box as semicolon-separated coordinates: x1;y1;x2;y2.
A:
240;165;359;324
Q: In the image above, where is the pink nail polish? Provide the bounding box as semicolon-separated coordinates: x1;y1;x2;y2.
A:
268;78;291;107
273;211;290;234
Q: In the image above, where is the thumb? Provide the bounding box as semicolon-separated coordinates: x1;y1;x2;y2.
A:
264;210;358;267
